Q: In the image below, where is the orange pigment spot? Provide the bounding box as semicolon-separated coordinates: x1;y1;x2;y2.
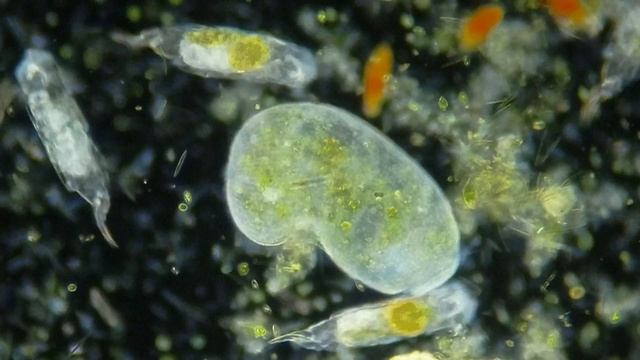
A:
458;5;505;51
546;0;587;26
362;43;393;119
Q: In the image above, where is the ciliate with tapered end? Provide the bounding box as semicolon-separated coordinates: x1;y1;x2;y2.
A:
15;49;117;247
226;103;459;295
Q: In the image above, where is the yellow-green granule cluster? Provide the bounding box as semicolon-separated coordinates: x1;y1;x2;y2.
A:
385;299;432;336
186;28;270;71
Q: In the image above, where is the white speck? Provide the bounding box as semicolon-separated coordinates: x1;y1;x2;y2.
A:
262;187;280;202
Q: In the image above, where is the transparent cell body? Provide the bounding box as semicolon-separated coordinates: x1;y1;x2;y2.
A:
113;25;317;88
270;282;477;350
583;4;640;120
15;49;117;247
226;103;459;295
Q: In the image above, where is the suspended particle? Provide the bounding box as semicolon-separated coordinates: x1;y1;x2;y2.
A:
155;334;172;352
112;25;317;88
458;5;505;51
532;120;546;130
27;227;42;242
189;334;207;350
362;43;393;119
237;262;250;276
89;287;123;329
183;190;192;204
252;325;268;338
173;149;187;178
126;5;142;23
14;49;117;247
265;240;317;295
505;339;515;347
438;96;449;111
0;78;17;124
569;286;586;300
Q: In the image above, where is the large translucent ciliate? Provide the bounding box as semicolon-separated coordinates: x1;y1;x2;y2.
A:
113;25;317;88
15;49;117;247
225;103;460;295
270;282;477;350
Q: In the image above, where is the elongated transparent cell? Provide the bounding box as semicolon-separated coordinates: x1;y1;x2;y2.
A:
582;4;640;120
15;49;117;247
112;25;317;88
270;282;477;350
226;103;459;295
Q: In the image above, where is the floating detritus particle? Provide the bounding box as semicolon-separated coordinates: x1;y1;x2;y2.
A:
112;25;317;88
89;287;123;329
117;147;155;201
14;49;117;247
265;239;317;295
270;282;477;350
173;149;187;178
0;78;17;124
226;103;459;296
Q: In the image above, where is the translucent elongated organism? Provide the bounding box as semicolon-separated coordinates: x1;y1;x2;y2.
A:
582;3;640;121
226;103;459;295
270;282;477;350
112;25;317;88
15;49;117;247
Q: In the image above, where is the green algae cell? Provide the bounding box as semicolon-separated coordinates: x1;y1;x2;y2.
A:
226;103;459;295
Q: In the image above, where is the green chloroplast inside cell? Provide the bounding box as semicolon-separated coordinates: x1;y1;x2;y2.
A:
225;103;460;295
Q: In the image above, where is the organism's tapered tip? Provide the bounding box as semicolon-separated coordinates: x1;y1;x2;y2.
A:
93;198;119;248
269;332;300;344
269;330;317;347
98;221;119;248
269;326;335;351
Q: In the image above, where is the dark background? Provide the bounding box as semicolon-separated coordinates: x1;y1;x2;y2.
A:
1;0;640;359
